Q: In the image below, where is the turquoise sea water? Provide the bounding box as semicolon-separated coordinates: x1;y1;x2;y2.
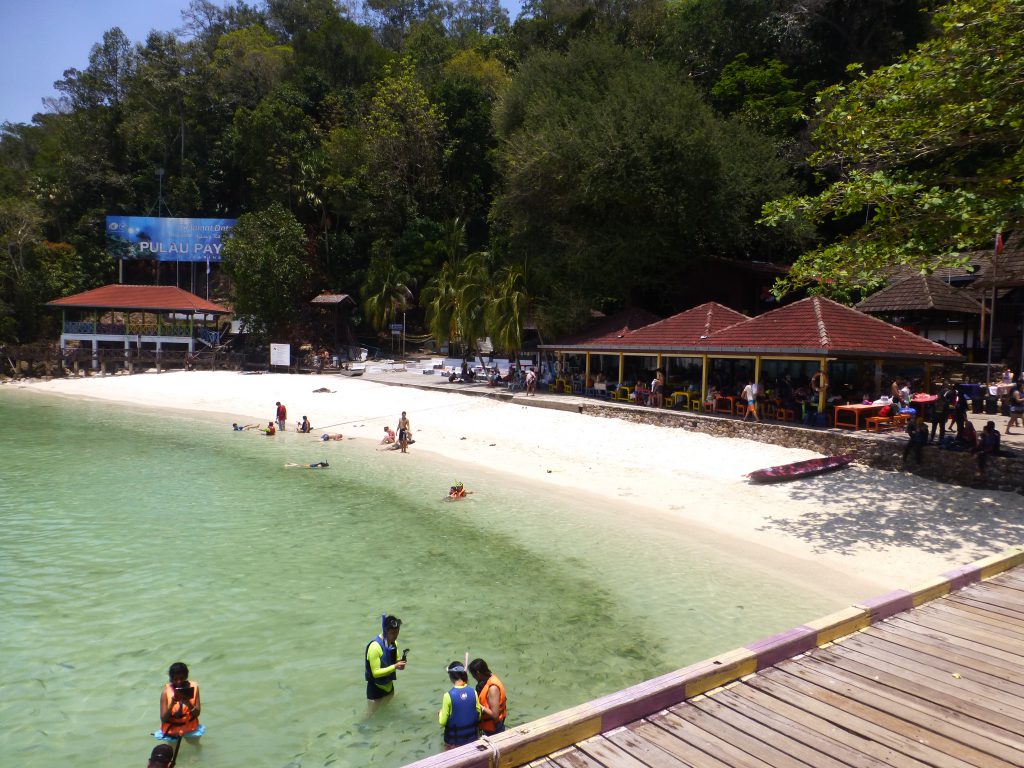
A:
0;388;844;768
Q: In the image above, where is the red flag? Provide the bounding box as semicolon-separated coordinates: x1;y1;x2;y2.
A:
995;232;1004;254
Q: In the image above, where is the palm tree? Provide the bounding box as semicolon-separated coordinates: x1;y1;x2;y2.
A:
453;251;492;360
486;264;528;357
420;259;460;353
363;263;413;332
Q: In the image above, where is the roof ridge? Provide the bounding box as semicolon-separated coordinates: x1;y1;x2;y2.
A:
812;297;830;348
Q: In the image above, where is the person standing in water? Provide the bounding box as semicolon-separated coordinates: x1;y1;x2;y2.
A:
159;662;203;739
275;401;288;431
365;615;407;706
396;411;411;453
439;661;479;749
469;658;507;735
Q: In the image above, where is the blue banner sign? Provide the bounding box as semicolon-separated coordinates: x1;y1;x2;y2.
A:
106;216;236;262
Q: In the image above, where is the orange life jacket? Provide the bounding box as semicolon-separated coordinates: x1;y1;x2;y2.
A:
478;674;506;732
161;682;200;736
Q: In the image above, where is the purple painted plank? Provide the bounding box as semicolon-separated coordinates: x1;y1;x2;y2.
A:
857;589;913;621
941;564;982;591
746;625;816;669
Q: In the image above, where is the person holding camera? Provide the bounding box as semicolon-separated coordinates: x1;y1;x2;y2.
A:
365;615;407;702
159;662;202;738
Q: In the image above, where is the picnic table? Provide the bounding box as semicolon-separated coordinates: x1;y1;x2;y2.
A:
834;403;885;430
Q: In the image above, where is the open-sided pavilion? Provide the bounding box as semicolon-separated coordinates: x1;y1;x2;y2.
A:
543;297;962;411
46;284;231;370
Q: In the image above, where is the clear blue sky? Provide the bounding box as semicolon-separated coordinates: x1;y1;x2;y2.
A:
0;0;523;126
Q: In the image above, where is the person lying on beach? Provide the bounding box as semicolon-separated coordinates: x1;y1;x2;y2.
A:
285;461;330;468
321;433;344;441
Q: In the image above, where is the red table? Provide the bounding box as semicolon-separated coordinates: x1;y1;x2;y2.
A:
834;403;885;430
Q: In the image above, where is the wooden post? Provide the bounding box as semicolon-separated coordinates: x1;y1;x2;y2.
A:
700;355;709;404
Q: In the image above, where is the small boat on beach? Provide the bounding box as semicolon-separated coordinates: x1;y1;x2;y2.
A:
745;455;853;484
342;364;366;377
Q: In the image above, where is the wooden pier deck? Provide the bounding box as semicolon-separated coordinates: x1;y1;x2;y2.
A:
403;551;1024;768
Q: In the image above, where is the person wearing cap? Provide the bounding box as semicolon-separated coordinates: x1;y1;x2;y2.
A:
148;743;175;767
365;615;406;702
439;661;480;749
469;658;506;734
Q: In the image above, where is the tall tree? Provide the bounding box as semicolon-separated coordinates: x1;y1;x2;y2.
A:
761;0;1024;294
221;203;311;339
492;38;794;315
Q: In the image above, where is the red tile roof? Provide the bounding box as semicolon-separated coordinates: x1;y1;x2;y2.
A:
700;296;960;361
573;302;748;351
47;285;230;314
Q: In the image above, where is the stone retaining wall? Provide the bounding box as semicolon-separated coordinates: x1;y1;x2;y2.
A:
580;401;1024;493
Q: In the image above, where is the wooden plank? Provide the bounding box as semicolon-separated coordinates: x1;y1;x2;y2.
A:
909;608;1024;655
648;711;773;768
877;620;1024;672
725;680;933;767
712;686;890;768
547;747;609;768
885;615;1024;663
842;630;1024;698
780;660;1022;768
925;601;1024;640
622;720;733;768
801;649;1024;759
690;693;853;768
947;593;1024;625
669;697;812;768
869;624;1024;686
830;639;1024;722
600;727;696;768
994;569;1024;590
955;582;1024;610
575;734;662;768
750;668;979;768
527;759;567;768
940;595;1024;630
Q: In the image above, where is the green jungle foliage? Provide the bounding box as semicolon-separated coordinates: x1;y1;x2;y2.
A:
2;0;1009;347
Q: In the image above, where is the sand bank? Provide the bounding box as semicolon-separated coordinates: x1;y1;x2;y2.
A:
10;370;1024;600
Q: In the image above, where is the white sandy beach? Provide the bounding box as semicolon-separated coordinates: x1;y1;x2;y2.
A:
10;370;1024;604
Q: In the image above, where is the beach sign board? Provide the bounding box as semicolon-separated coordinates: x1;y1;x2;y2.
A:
270;343;291;367
106;215;236;262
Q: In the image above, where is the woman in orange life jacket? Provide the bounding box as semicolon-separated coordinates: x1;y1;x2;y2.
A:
160;662;202;737
469;658;506;734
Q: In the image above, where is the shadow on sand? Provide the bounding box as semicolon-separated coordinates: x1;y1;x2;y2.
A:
757;467;1024;560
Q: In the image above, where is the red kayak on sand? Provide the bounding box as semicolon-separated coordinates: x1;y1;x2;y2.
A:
745;455;853;483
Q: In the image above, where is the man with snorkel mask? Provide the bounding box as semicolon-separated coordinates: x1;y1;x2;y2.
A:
365;614;407;704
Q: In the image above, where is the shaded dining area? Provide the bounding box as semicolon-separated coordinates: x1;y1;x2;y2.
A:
542;297;963;430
